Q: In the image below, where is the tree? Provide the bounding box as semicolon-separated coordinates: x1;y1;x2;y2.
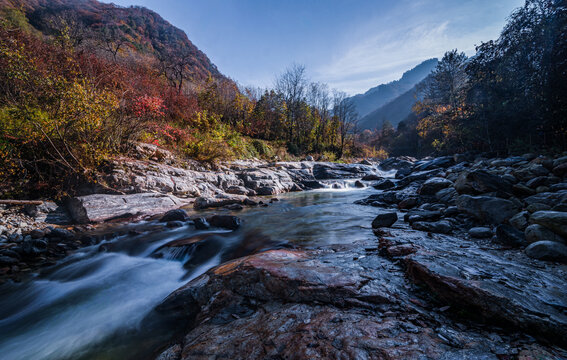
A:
332;90;358;158
275;64;308;144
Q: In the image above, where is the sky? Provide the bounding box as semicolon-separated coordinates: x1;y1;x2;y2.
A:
103;0;524;95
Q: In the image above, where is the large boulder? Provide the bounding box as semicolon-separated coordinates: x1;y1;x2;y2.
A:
454;170;513;195
66;193;190;223
411;220;452;234
530;211;567;238
371;212;398;228
193;194;247;210
456;195;520;224
525;224;566;244
525;241;567;263
418;177;452;196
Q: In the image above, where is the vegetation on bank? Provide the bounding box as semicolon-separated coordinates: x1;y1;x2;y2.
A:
362;0;566;157
0;2;365;197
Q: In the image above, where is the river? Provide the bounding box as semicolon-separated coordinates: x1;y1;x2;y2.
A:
0;183;380;360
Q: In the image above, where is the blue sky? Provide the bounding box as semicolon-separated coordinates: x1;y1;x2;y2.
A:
104;0;524;95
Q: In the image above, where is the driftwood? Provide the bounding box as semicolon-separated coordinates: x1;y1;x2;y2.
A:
0;200;44;206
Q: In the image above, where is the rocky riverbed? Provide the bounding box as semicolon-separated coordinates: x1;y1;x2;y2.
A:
1;151;567;359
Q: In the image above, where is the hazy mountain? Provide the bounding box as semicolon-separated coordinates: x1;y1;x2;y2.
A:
349;58;438;120
357;78;427;131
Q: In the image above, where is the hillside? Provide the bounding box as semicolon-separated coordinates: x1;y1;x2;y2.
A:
0;0;225;83
349;58;438;119
357;78;427;130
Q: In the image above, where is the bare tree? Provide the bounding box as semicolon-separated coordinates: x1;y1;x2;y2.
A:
158;44;195;94
275;64;308;143
333;90;358;158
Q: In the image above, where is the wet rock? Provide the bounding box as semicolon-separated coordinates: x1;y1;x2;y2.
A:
495;224;526;247
155;344;182;360
413;156;454;171
225;204;244;211
527;203;552;213
553;162;567;177
530;211;567;238
0;256;19;267
454;170;513;195
435;187;457;205
312;163;374;180
361;174;382;181
192;218;210;230
166;221;184;228
47;228;75;240
525;224;566;244
411;220;452;234
209;215;241;230
301;180;326;189
419;177;452;196
67;193;190;223
512;183;536;197
404;210;442;224
525;241;567;263
193;194;247;210
509;211;529;230
371;212;398;228
372;179;395;190
354;180;365;188
525;191;567;207
469;227;492;238
398;197;418;210
160;209;188;222
456;195;519;224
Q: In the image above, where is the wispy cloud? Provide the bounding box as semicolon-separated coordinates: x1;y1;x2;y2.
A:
314;1;514;95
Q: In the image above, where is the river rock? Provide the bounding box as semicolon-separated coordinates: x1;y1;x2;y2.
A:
411;220;452;234
372;179;395;190
454;170;513;195
209;215;241;230
435;187;457;205
419;177;452;195
66;193;190;223
160;209;188;222
530;211;567;238
371;212;398;228
193;194;247;210
509;211;529;230
525;224;566;244
456;195;519;224
495;224;526;247
192;217;210;230
525;241;567;262
469;227;492;238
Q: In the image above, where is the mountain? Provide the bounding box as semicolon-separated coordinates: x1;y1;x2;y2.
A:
0;0;225;84
349;58;438;121
357;78;427;131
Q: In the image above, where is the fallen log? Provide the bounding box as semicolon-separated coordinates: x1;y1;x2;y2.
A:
0;200;44;205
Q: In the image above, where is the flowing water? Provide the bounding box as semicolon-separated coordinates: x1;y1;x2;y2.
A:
0;180;386;360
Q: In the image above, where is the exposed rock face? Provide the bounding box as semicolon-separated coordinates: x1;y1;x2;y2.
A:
380;228;567;348
66;193;191;223
155;243;566;359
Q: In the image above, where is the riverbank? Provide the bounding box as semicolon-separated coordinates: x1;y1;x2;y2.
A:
1;151;567;359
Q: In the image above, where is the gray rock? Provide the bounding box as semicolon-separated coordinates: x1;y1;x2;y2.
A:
454;170;513;195
530;211;567;238
509;211;529;230
194;194;247;210
525;224;566;244
160;209;188;222
193;218;210;230
371;212;398;228
419;177;452;195
525;241;567;263
495;224;526;247
411;220;452;234
469;227;492;238
527;203;552;213
456;195;520;224
435;187;457;204
67;193;190;224
372;179;395;190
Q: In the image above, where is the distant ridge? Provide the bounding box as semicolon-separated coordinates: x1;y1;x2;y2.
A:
349;58;438;124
